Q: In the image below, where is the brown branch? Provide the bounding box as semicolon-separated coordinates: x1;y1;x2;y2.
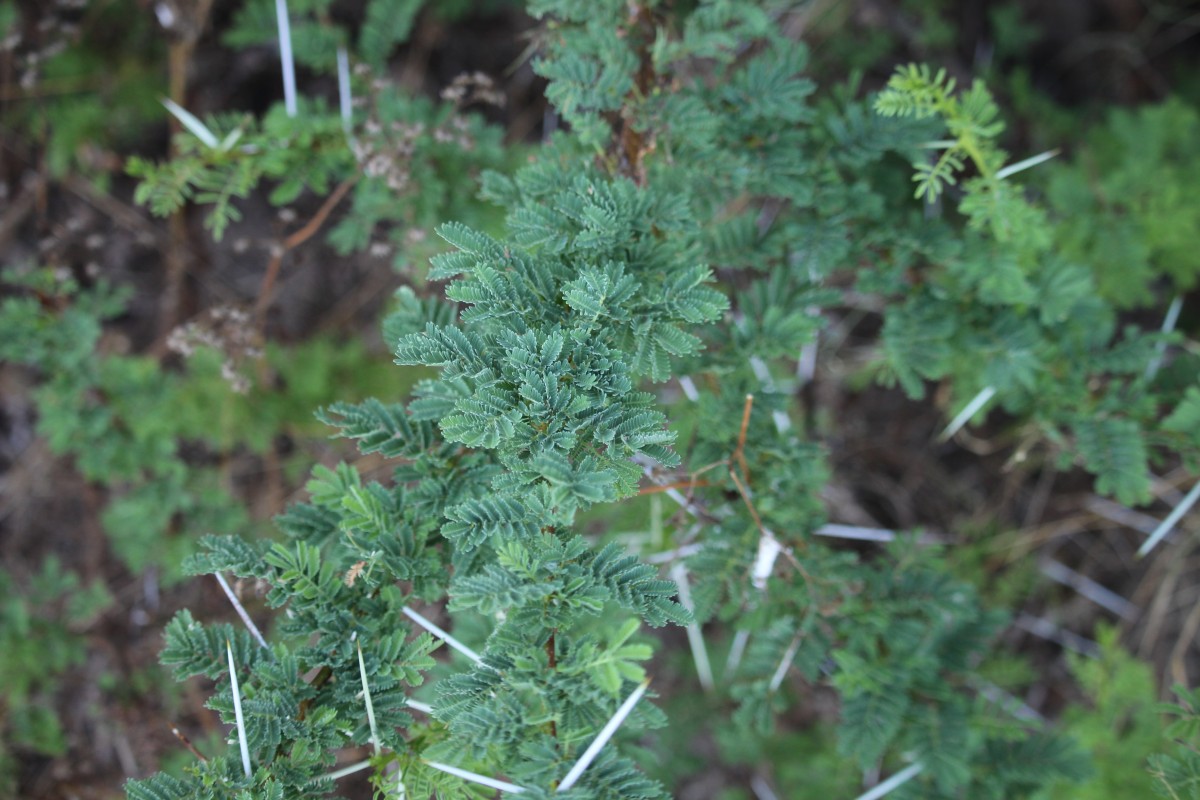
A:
171;725;208;762
732;393;754;486
637;479;713;495
297;665;334;722
606;2;659;185
159;0;217;339
253;174;360;326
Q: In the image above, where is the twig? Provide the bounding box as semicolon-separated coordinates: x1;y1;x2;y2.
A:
160;0;215;340
728;469;766;535
733;394;754;484
253;174;359;324
1170;598;1200;687
637;479;713;496
170;725;208;762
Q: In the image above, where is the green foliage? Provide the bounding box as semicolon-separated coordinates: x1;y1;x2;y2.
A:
876;63;1006;204
224;0;421;72
1145;685;1200;799
1034;626;1168;799
131;2;510;249
0;269;420;577
123;2;1200;799
0;269;246;575
0;559;111;794
871;65;1200;507
1;0;164;177
1044;99;1200;308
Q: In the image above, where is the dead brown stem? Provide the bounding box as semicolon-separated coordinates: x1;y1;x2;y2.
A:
171;725;209;762
253;174;360;326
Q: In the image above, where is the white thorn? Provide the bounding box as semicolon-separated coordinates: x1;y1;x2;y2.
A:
406;698;434;714
1014;613;1099;657
1146;295;1183;381
995;148;1060;179
669;564;713;691
678;375;700;402
327;759;374;782
768;634;801;693
1039;559;1138;620
750;775;780;800
274;0;297;117
852;763;925;800
644;543;704;564
814;524;896;543
557;679;651;792
357;639;381;755
401;606;482;664
425;760;526;794
1138;479;1200;558
725;628;751;677
226;639;252;778
161;98;218;148
214;573;269;649
337;46;353;133
751;533;783;591
939;385;996;443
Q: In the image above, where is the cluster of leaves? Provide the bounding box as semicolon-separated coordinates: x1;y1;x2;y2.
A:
1149;684;1200;798
1044;99;1200;309
0;264;426;577
122;3;1129;800
872;66;1200;506
223;0;423;73
1033;626;1175;799
121;2;1200;800
127;0;511;260
0;559;111;794
0;0;165;178
0;269;245;575
1;2;513;797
